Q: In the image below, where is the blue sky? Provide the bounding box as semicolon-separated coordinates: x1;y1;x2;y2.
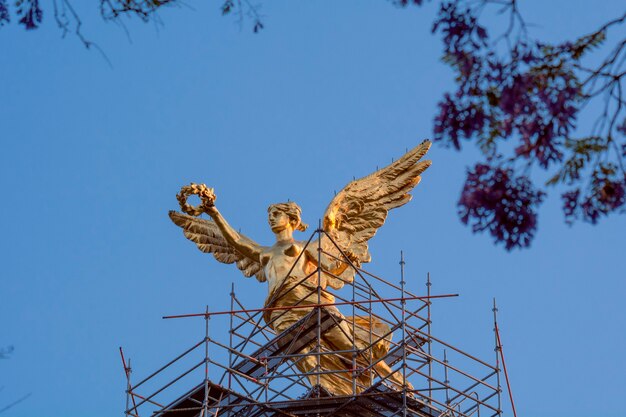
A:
1;1;625;416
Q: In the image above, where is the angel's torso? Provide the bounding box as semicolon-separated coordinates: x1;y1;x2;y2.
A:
260;241;317;302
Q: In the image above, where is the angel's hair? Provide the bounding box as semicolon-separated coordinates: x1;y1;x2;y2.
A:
268;202;309;232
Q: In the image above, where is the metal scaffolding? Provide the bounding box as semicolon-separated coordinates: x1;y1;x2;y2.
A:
121;229;505;417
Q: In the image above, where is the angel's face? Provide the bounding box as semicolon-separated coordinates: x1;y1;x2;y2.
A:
268;208;292;233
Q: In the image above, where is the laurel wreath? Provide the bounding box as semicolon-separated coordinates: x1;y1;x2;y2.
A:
176;183;216;216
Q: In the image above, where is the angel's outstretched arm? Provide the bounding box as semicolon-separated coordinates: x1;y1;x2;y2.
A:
205;206;261;262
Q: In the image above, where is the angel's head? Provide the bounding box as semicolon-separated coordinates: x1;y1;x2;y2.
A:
267;202;309;234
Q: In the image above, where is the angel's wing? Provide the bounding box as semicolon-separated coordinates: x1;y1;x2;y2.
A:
169;211;267;282
321;140;432;280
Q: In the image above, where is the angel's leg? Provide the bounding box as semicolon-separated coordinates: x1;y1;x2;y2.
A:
324;314;414;393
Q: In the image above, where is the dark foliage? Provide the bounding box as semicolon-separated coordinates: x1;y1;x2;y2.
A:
15;0;42;30
100;0;177;21
0;0;10;26
429;0;626;248
390;0;425;6
1;0;625;249
459;163;545;249
563;164;626;224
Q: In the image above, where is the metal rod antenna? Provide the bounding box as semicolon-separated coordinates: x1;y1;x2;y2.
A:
352;241;357;396
369;263;374;387
203;305;210;417
120;347;130;416
128;358;137;416
125;366;130;417
400;251;407;417
316;220;322;396
493;298;503;416
119;347;137;416
229;283;235;390
494;298;517;417
444;349;450;406
427;271;432;402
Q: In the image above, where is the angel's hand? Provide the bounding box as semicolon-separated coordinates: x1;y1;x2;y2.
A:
200;188;218;218
204;204;218;217
198;186;216;209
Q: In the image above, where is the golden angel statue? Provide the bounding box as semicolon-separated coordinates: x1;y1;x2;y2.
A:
169;141;432;396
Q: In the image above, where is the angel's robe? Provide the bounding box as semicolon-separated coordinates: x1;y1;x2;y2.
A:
260;241;396;395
